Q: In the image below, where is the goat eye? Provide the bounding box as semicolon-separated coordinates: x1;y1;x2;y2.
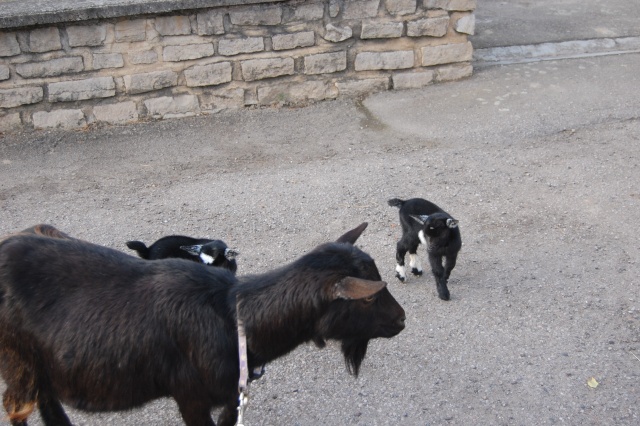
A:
363;295;376;304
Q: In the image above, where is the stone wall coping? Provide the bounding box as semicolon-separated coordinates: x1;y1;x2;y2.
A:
0;0;284;30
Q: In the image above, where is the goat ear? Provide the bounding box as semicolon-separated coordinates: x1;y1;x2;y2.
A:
410;215;429;225
332;277;387;300
224;248;239;260
180;245;202;256
335;222;368;244
446;219;459;228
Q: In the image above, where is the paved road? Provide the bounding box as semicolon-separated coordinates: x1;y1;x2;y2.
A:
1;50;639;425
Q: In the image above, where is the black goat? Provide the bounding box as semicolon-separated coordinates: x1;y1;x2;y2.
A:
126;235;238;274
0;223;405;426
388;198;461;300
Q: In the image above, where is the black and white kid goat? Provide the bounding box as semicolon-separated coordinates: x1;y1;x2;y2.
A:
126;235;238;274
388;198;461;301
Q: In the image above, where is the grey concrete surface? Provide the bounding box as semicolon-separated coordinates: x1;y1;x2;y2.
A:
1;1;640;426
472;0;640;49
1;51;639;426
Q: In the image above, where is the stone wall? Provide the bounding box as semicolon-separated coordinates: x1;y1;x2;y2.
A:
0;0;476;131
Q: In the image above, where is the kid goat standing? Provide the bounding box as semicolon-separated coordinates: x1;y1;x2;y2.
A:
388;198;461;301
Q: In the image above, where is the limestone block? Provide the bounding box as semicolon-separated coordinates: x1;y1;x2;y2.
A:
336;77;389;97
329;0;340;17
67;25;107;47
199;88;245;112
407;16;449;37
361;21;404;39
392;70;435;89
355;50;414;71
0;113;21;132
93;53;124;69
272;32;315;51
343;0;381;19
323;24;353;43
447;0;477;11
115;19;147;42
219;37;264;56
48;77;116;102
124;70;178;94
129;50;158;65
16;57;84;79
385;0;417;15
0;32;20;57
436;63;473;81
163;44;214;62
93;101;138;124
304;51;347;75
184;62;233;87
424;0;448;9
455;14;475;35
230;6;282;26
197;10;225;35
241;57;294;81
421;42;472;66
155;16;192;36
0;65;9;81
33;109;86;129
287;4;325;22
258;81;338;105
29;27;62;53
424;0;477;10
144;95;200;119
0;87;43;108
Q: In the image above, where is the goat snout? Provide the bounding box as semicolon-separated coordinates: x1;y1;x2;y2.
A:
396;314;406;329
385;314;406;337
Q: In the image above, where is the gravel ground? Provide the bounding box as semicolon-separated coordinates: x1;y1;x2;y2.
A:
0;54;639;425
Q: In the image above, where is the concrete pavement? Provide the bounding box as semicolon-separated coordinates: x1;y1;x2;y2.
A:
472;0;640;65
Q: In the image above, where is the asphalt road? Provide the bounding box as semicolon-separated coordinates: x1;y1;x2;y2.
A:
1;50;639;425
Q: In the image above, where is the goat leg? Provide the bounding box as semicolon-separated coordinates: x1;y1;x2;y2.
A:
443;253;457;282
37;393;72;426
216;395;239;426
176;397;216;426
408;252;423;276
428;254;450;301
394;244;408;282
436;277;450;301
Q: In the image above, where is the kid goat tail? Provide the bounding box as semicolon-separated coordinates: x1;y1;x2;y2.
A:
387;198;405;208
125;241;150;259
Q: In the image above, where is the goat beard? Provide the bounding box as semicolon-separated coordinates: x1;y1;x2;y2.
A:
311;335;369;377
341;338;369;377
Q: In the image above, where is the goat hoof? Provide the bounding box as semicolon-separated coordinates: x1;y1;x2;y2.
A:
411;268;423;276
437;289;450;301
395;273;405;282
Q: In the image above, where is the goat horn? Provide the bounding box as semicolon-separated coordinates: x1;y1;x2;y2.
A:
409;215;429;225
180;245;203;255
335;222;368;244
224;248;239;259
332;277;386;300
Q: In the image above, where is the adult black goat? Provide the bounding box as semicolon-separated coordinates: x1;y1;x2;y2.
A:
0;223;405;426
126;235;239;274
388;198;461;301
